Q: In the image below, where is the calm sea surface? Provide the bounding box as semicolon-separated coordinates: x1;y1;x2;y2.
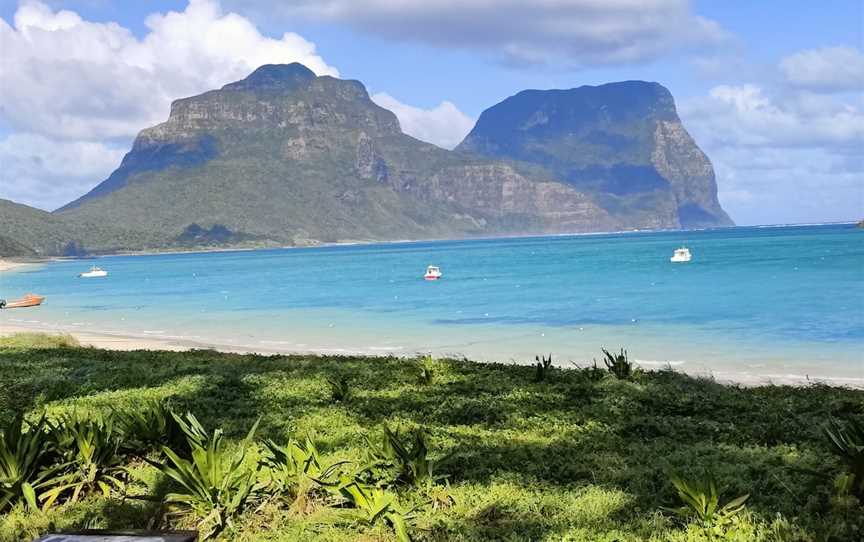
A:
2;224;862;381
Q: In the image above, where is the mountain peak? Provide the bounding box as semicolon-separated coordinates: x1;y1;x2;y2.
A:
222;63;316;92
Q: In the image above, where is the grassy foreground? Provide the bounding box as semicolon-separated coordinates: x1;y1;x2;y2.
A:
0;334;862;541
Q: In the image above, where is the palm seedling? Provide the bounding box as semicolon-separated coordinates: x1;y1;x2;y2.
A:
824;417;864;500
258;436;346;503
117;400;187;456
601;348;634;380
148;413;261;539
0;412;55;511
333;477;414;542
362;426;438;488
417;355;435;385
39;412;127;510
534;354;553;382
328;376;353;403
665;474;749;530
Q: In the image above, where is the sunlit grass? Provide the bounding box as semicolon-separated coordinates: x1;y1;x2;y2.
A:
0;333;861;540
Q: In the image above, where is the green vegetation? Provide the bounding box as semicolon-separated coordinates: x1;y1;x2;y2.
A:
0;333;78;349
0;333;862;541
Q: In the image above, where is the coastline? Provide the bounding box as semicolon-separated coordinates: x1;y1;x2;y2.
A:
2;321;861;389
0;258;45;272
3;221;856;263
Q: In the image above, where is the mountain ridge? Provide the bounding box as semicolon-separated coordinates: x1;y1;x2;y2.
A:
2;64;732;256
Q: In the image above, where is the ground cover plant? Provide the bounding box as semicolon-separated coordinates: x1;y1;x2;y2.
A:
0;333;862;541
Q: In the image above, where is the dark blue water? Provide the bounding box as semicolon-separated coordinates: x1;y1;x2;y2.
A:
2;224;862;381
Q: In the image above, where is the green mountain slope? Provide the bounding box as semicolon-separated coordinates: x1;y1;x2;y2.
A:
52;65;730;252
457;82;733;228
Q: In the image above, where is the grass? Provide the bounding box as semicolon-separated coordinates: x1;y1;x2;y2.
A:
0;333;862;541
0;333;78;349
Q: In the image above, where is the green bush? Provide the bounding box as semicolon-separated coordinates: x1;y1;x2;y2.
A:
332;477;414;542
258;436;345;503
824;416;864;500
362;426;439;488
601;348;634;380
0;413;54;511
148;413;261;539
117;400;187;456
327;376;352;403
534;354;553;382
665;474;749;533
39;412;126;510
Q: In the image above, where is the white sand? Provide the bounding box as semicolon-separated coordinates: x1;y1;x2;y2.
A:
1;321;860;389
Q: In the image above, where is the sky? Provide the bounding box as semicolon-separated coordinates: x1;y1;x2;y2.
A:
0;0;861;225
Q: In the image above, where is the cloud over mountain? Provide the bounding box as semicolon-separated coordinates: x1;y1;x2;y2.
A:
370;93;475;149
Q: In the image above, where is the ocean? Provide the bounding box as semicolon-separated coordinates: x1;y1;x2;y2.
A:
2;224;862;383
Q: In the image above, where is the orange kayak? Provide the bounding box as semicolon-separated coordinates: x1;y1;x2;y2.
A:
1;293;45;309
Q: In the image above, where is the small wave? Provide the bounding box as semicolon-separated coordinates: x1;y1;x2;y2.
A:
141;330;166;335
369;346;405;351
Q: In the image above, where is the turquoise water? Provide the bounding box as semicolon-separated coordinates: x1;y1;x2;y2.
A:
2;224;862;382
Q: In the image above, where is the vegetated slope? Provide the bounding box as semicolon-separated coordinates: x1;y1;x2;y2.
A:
0;339;860;541
457;82;733;229
0;198;162;256
0;198;81;256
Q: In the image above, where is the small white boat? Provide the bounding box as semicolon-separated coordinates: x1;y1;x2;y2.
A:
424;265;442;280
670;247;692;263
79;265;108;278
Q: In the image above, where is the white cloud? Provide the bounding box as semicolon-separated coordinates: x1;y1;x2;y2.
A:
780;46;864;93
0;0;337;141
680;84;864;224
371;93;475;149
0;134;125;210
236;0;728;66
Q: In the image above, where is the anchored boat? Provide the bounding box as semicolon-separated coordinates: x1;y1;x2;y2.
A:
424;265;442;280
670;247;692;263
0;293;45;309
79;265;108;278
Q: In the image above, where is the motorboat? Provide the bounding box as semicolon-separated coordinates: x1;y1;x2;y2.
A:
670;247;692;263
0;293;45;309
424;265;442;280
79;265;108;278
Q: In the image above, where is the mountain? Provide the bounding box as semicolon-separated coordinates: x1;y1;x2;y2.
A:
0;198;82;257
52;64;730;252
457;81;732;229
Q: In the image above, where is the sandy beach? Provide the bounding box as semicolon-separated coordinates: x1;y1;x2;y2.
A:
2;320;861;389
0;258;43;272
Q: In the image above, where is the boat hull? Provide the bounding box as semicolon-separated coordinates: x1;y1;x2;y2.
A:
79;271;108;278
1;294;45;309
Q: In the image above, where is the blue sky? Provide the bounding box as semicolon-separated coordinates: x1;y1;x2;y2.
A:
0;0;861;225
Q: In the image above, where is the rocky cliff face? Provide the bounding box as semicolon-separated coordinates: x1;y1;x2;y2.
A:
457;81;732;228
53;66;729;252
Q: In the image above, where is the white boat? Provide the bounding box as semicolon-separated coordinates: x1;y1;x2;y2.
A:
424;265;442;280
670;247;692;263
79;265;108;278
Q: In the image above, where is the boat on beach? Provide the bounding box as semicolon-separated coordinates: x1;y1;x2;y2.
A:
79;265;108;278
424;265;442;280
0;293;45;309
670;247;692;263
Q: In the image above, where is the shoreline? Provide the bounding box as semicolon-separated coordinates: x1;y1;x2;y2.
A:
0;258;46;272
2;321;861;389
2;221;857;263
